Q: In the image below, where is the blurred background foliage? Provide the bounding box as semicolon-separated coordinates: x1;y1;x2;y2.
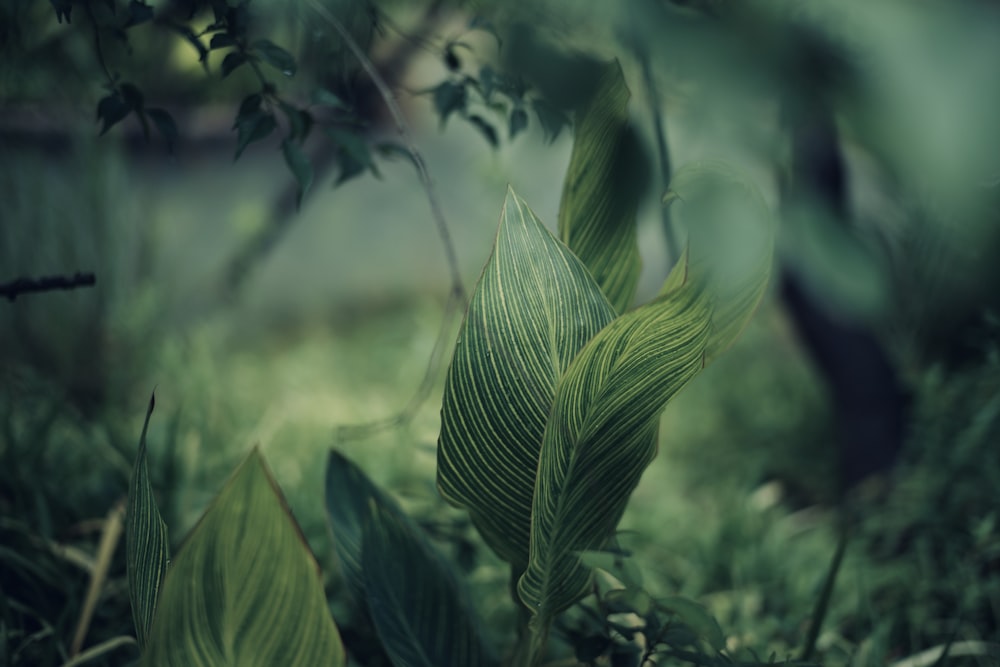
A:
1;0;999;665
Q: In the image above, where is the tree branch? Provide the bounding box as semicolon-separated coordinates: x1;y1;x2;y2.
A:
1;272;97;302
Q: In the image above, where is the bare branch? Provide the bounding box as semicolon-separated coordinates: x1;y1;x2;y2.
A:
1;272;97;302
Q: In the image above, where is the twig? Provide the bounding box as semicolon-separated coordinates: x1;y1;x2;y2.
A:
70;501;125;657
305;0;466;304
1;272;96;302
60;636;137;667
306;0;468;441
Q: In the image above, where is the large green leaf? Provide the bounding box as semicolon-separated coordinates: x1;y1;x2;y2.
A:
140;449;344;667
437;187;617;571
558;60;645;314
361;502;499;667
126;393;168;650
518;283;711;626
663;161;774;361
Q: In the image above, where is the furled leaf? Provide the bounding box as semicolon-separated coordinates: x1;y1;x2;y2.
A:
558;60;645;314
281;139;313;208
126;394;168;650
140;449;345;666
438;187;617;571
252;39;296;76
663;161;774;361
517;282;711;623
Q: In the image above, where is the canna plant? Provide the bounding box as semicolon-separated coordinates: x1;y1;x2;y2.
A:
126;61;774;666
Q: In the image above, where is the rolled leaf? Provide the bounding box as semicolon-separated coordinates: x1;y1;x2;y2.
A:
518;283;711;622
437;187;617;571
558;60;645;314
361;502;499;667
126;394;168;650
140;449;345;667
663;161;774;361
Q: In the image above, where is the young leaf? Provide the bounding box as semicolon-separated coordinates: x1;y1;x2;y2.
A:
438;187;617;571
281;139;313;208
97;93;131;135
147;108;178;147
558;60;645;314
252;39;296;76
326;452;497;666
140;450;345;666
126;394;168;650
518;282;711;624
432;81;468;127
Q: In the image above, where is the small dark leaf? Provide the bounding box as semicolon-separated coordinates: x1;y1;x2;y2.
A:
97;93;131;135
326;127;378;185
281;139;313;208
125;0;154;27
444;45;461;72
531;98;569;143
467;115;498;148
209;33;236;50
574;635;611;662
252;39;296;76
50;0;72;23
375;141;418;171
119;83;144;111
479;65;496;99
278;100;312;143
147;108;178;147
432;80;467;127
509;107;528;139
234;111;276;160
311;87;347;110
221;51;247;78
236;92;262;121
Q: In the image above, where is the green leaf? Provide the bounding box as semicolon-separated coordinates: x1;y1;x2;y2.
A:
97;93;131;135
220;51;247;78
432;81;467;127
558;60;644;314
147;108;178;147
281;139;313;208
233;110;275;160
209;33;235;50
126;394;168;650
438;187;617;571
531;98;569;143
663;161;774;362
655;596;725;651
325;452;497;667
467;115;498;148
278;100;312;143
518;282;712;624
252;39;296;76
140;449;345;666
325;127;378;185
311;87;347;110
509;108;528;139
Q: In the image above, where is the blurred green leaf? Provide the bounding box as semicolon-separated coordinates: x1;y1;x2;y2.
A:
655;596;725;651
438;187;617;572
281;139;313;209
97;93;131;135
233;110;275;160
126;394;168;650
140;450;345;666
432;81;467;127
531;98;569;143
221;51;247;78
467;115;498;148
312;87;348;110
147;108;178;147
252;39;296;77
209;33;236;50
558;60;644;314
325;127;378;185
509;107;528;139
278;100;312;143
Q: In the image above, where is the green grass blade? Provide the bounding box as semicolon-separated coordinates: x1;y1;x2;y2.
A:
126;393;168;650
361;502;499;667
558;60;644;314
518;283;712;624
140;450;345;667
437;187;617;571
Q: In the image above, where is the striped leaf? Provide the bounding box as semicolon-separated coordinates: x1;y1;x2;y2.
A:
437;188;617;571
126;393;168;650
361;502;499;667
140;449;345;667
664;161;774;361
518;283;712;626
558;60;644;314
